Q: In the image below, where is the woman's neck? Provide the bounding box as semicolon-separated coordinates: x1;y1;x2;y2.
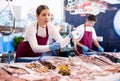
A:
38;23;47;28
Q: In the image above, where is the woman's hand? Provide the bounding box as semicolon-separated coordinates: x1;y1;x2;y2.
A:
98;46;104;52
49;42;60;51
82;45;89;52
68;32;73;39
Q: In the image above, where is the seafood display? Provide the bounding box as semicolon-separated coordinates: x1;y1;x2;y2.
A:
0;69;26;81
1;65;29;75
58;65;71;76
0;53;120;81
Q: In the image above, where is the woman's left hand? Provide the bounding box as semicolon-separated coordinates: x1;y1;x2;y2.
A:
98;46;104;52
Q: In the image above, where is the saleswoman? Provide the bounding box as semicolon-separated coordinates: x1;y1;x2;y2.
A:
72;14;104;55
16;5;73;60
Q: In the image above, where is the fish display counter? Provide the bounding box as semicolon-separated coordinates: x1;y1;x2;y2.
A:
0;53;120;81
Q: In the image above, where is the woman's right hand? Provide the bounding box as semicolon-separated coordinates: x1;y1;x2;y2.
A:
49;42;60;51
81;45;89;52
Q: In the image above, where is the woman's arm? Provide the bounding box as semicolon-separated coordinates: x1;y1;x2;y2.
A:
92;28;100;48
72;38;83;47
93;39;100;48
50;24;73;48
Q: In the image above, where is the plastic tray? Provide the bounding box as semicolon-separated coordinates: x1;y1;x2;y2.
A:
83;51;102;55
16;57;39;62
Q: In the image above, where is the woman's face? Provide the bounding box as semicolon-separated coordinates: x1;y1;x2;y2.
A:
86;20;96;27
36;9;50;27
